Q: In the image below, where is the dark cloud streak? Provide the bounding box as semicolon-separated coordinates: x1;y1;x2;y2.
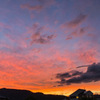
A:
56;63;100;85
56;70;83;79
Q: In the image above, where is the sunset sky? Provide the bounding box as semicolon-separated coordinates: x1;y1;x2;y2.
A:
0;0;100;96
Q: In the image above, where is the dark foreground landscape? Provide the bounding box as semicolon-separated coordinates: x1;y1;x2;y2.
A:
0;88;100;100
0;88;67;100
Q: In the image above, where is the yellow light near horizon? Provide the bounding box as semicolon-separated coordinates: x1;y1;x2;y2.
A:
76;96;79;99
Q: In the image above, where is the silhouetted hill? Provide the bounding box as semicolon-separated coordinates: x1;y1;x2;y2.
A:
0;88;67;100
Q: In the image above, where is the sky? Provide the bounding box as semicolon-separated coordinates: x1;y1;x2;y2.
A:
0;0;100;96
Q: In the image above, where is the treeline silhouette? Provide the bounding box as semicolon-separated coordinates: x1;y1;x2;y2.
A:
0;88;67;100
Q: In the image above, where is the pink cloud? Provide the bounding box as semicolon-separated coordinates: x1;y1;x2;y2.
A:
21;4;43;11
26;23;56;45
0;22;11;29
61;14;87;29
20;0;56;12
74;40;99;64
78;49;98;64
66;27;87;40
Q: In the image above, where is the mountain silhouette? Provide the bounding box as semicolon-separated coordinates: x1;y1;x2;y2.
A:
0;88;67;100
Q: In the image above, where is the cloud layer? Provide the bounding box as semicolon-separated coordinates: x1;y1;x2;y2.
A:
57;63;100;85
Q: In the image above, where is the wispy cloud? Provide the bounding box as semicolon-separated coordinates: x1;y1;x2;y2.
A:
21;4;43;11
20;0;55;12
27;23;56;44
66;27;87;40
77;49;98;64
61;14;87;29
31;34;56;44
